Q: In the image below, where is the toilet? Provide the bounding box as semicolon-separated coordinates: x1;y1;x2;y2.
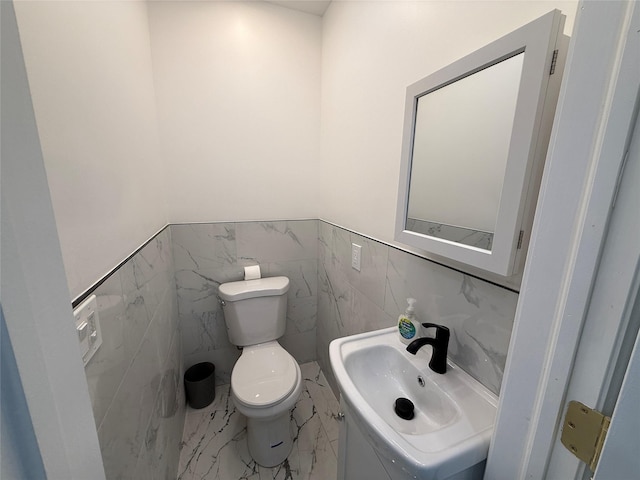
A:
218;276;302;467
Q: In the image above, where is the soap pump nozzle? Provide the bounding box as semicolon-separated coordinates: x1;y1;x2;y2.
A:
406;298;416;315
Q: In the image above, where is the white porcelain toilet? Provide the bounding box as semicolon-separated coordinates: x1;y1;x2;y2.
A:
218;276;302;467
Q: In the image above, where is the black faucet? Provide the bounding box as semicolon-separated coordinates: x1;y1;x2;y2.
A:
406;323;450;374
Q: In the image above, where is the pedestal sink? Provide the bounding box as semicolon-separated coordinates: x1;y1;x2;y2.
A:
330;327;497;480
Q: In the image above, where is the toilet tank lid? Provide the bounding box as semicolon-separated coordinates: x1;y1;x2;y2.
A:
218;276;289;302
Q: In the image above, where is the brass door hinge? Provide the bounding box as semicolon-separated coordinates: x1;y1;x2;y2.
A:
561;401;611;471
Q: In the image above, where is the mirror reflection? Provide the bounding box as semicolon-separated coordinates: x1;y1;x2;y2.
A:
406;52;525;251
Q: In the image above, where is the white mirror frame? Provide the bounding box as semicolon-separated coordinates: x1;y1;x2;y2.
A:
395;10;566;277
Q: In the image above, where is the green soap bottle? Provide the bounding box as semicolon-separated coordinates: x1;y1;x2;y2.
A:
398;298;420;344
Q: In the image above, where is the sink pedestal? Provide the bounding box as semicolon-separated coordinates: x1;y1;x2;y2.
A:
338;398;391;480
330;327;498;480
338;397;487;480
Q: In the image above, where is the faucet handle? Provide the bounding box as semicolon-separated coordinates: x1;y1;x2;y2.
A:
421;322;447;329
421;323;450;340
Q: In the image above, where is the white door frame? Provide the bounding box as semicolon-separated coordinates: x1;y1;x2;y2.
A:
545;102;640;478
594;290;640;479
1;1;106;478
486;1;640;478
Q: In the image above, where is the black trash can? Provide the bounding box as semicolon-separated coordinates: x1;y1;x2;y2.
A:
184;362;215;409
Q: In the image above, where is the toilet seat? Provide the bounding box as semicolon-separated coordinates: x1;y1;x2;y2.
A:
232;342;298;408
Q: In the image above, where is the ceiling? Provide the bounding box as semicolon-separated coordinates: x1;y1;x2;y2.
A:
265;0;332;16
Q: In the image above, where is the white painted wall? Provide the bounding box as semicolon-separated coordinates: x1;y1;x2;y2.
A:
14;0;578;298
319;0;577;244
14;1;167;300
147;1;321;223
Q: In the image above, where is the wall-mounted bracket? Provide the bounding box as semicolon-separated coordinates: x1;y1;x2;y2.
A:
73;294;102;366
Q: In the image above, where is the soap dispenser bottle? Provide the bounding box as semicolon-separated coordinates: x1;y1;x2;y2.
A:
398;298;420;344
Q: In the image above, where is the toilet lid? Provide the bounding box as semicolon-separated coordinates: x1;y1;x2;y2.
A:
232;343;298;408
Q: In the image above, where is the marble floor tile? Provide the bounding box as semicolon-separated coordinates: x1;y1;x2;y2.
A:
178;362;339;480
299;363;341;444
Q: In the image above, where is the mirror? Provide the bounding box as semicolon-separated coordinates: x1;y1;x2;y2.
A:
396;10;567;276
407;52;525;251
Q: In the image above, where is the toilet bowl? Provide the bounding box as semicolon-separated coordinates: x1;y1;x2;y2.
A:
231;341;302;466
218;276;302;467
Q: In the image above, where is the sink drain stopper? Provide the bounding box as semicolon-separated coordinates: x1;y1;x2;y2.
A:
394;397;415;420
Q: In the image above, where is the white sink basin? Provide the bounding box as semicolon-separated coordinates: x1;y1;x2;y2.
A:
344;342;459;436
330;327;497;479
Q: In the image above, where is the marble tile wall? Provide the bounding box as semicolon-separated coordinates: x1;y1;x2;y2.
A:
317;221;518;396
79;218;516;478
171;220;318;385
83;227;185;479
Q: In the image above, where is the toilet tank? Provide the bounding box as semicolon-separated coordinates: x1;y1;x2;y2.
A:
218;276;289;347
